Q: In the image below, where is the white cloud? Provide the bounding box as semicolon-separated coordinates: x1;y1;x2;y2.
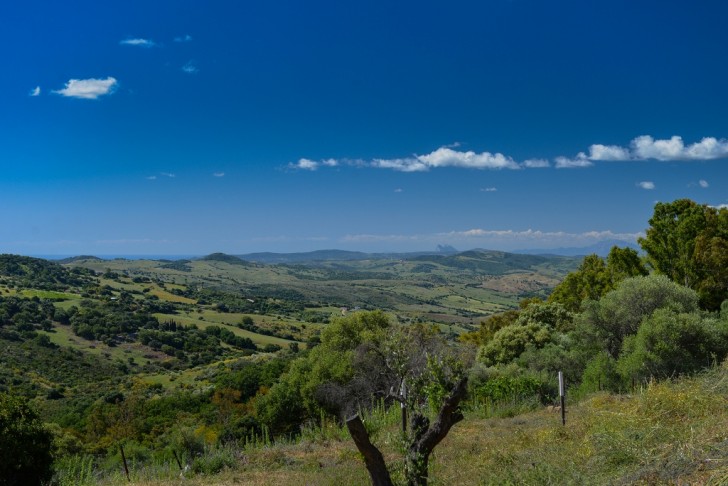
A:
146;176;157;180
560;135;728;165
699;179;709;188
588;144;631;161
371;157;428;172
161;172;176;178
213;172;225;177
631;135;728;161
292;134;728;175
394;188;403;193
481;187;497;192
523;158;550;168
417;147;520;170
370;147;520;172
554;153;593;168
120;38;155;47
638;181;655;190
29;86;41;96
714;204;728;210
54;77;118;99
182;61;199;74
293;158;320;170
174;34;193;42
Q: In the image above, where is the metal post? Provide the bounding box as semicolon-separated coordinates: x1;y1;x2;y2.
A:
558;371;566;426
120;444;130;481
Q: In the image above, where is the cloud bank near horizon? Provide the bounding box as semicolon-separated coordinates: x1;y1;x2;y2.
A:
292;135;728;172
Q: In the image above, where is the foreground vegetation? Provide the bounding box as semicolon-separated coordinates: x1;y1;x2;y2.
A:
1;198;726;484
40;360;728;485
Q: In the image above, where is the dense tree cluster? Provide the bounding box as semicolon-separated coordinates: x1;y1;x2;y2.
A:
639;199;728;310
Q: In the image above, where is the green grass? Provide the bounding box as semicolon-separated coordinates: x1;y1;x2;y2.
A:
70;360;728;485
63;254;579;326
153;312;298;347
41;323;159;366
20;289;81;300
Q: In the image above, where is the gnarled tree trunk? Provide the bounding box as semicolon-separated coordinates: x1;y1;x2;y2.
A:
346;414;394;486
405;377;468;486
346;376;469;486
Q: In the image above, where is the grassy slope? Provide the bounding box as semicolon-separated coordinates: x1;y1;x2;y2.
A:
100;361;728;486
66;252;579;326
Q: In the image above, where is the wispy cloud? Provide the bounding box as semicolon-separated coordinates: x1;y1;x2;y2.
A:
174;34;193;42
182;61;199;74
29;86;41;97
146;176;157;180
54;77;118;99
120;38;155;47
554;153;593;169
161;172;176;178
638;181;655;190
293;148;519;172
588;144;631;161
292;134;728;174
213;172;225;177
291;158;338;171
699;179;709;188
523;158;550;168
481;187;497;192
394;188;403;193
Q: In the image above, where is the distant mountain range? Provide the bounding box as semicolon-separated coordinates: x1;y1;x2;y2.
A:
41;239;639;264
514;239;641;257
236;248;459;264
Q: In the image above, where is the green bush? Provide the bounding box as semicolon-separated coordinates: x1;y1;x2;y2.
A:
477;321;552;366
617;309;728;382
0;393;54;486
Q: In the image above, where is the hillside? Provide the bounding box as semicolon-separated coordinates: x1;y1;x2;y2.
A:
53;362;728;485
63;250;580;328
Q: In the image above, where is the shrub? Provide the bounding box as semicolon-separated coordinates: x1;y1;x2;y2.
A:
0;393;54;485
617;309;728;382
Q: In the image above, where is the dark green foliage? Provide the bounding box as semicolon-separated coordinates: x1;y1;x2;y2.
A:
639;199;728;310
578;352;623;393
0;393;54;486
576;275;698;359
0;254;92;291
200;253;250;265
549;247;648;312
469;365;550;403
617;309;728;382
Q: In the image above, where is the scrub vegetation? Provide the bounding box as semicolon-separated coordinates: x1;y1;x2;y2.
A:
0;198;726;485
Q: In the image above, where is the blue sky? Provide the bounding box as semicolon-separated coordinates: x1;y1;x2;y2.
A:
2;0;727;255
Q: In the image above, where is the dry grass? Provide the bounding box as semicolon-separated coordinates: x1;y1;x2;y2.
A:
64;362;728;486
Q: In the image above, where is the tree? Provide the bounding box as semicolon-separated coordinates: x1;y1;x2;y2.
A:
257;312;471;486
549;255;610;311
0;393;54;486
341;324;470;486
617;309;728;382
576;275;699;359
477;321;552;366
639;199;728;309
